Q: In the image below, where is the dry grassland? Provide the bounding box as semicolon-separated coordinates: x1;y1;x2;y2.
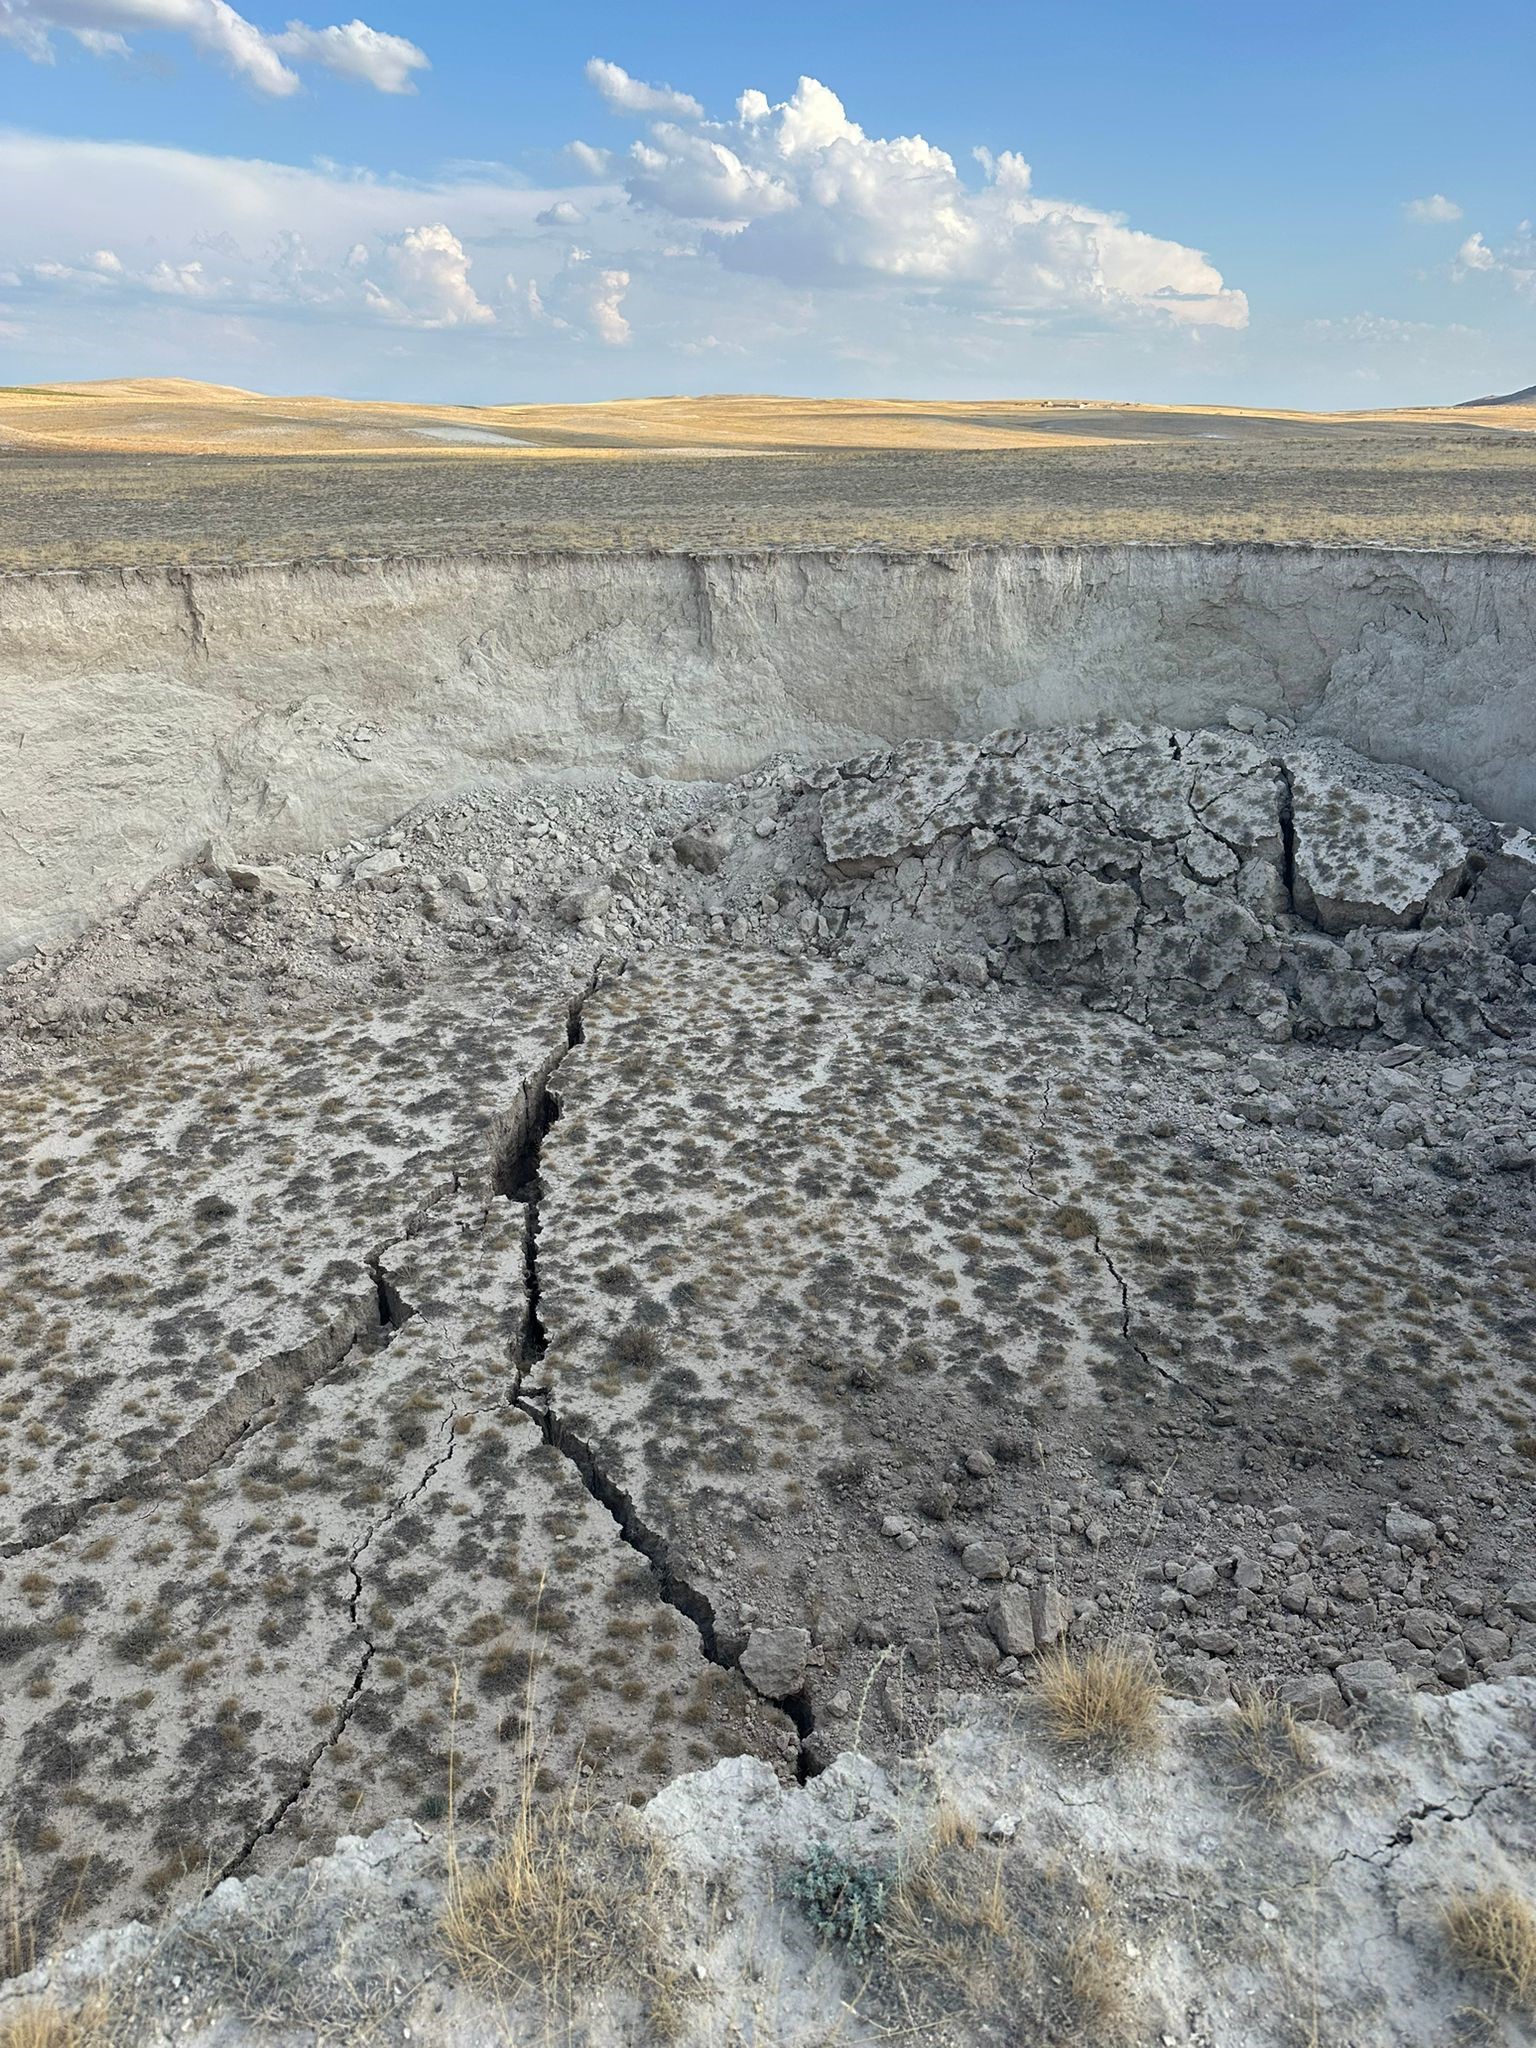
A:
2;379;1534;565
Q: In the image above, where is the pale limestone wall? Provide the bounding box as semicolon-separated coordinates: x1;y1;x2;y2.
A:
2;544;1532;962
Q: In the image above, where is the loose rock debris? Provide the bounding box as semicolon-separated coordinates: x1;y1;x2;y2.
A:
6;717;1535;1077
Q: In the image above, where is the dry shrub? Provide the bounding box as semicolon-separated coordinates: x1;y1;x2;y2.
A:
1220;1691;1320;1809
1444;1887;1536;2012
1032;1645;1162;1759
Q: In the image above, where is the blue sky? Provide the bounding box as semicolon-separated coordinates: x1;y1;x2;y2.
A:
1;0;1531;405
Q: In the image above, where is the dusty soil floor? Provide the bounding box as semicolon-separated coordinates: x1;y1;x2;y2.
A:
3;724;1533;1961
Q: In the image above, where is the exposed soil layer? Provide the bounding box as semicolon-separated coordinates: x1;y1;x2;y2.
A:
5;544;1536;968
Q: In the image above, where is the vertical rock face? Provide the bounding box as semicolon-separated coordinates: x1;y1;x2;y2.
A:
3;543;1534;963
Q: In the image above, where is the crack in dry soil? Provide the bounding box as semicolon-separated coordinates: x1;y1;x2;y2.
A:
2;1155;479;1561
210;1405;466;1889
1276;759;1298;911
500;971;821;1779
1092;1230;1218;1414
1347;1771;1532;1872
2;1301;377;1560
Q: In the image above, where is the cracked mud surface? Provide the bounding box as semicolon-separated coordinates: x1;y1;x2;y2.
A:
533;951;1534;1760
3;721;1534;1960
0;970;795;1939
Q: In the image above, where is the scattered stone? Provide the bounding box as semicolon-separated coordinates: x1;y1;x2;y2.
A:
961;1541;1010;1581
1335;1659;1405;1705
673;825;733;874
225;861;310;897
739;1626;811;1701
1276;1671;1346;1726
987;1591;1037;1660
555;881;613;925
1384;1509;1436;1555
1029;1585;1069;1646
1433;1642;1472;1688
353;848;406;883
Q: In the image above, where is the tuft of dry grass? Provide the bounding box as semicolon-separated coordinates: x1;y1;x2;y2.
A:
1032;1645;1162;1760
1054;1877;1136;2039
1219;1691;1321;1810
1444;1886;1536;2012
882;1820;1021;2017
437;1642;693;2037
439;1779;662;1992
0;1997;107;2048
439;1784;695;2040
875;1802;1135;2042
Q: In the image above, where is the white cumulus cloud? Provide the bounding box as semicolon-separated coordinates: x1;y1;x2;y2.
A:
270;18;427;93
361;224;493;327
1;62;1264;387
1457;222;1536;296
589;266;630;345
1404;193;1463;224
1456;231;1498;273
0;0;428;94
535;200;586;227
0;135;605;343
567;139;612;177
584;56;701;121
586;70;1247;329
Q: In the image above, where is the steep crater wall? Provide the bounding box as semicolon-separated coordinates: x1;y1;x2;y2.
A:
2;543;1533;963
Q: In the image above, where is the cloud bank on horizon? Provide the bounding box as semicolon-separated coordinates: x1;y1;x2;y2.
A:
0;59;1250;363
0;0;428;93
0;39;1524;401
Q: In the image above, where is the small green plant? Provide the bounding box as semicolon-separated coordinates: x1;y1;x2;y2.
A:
787;1845;888;1959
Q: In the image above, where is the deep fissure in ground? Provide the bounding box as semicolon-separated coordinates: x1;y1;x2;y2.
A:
499;977;822;1778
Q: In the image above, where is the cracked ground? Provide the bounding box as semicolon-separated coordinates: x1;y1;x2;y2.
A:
1;947;1532;1946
